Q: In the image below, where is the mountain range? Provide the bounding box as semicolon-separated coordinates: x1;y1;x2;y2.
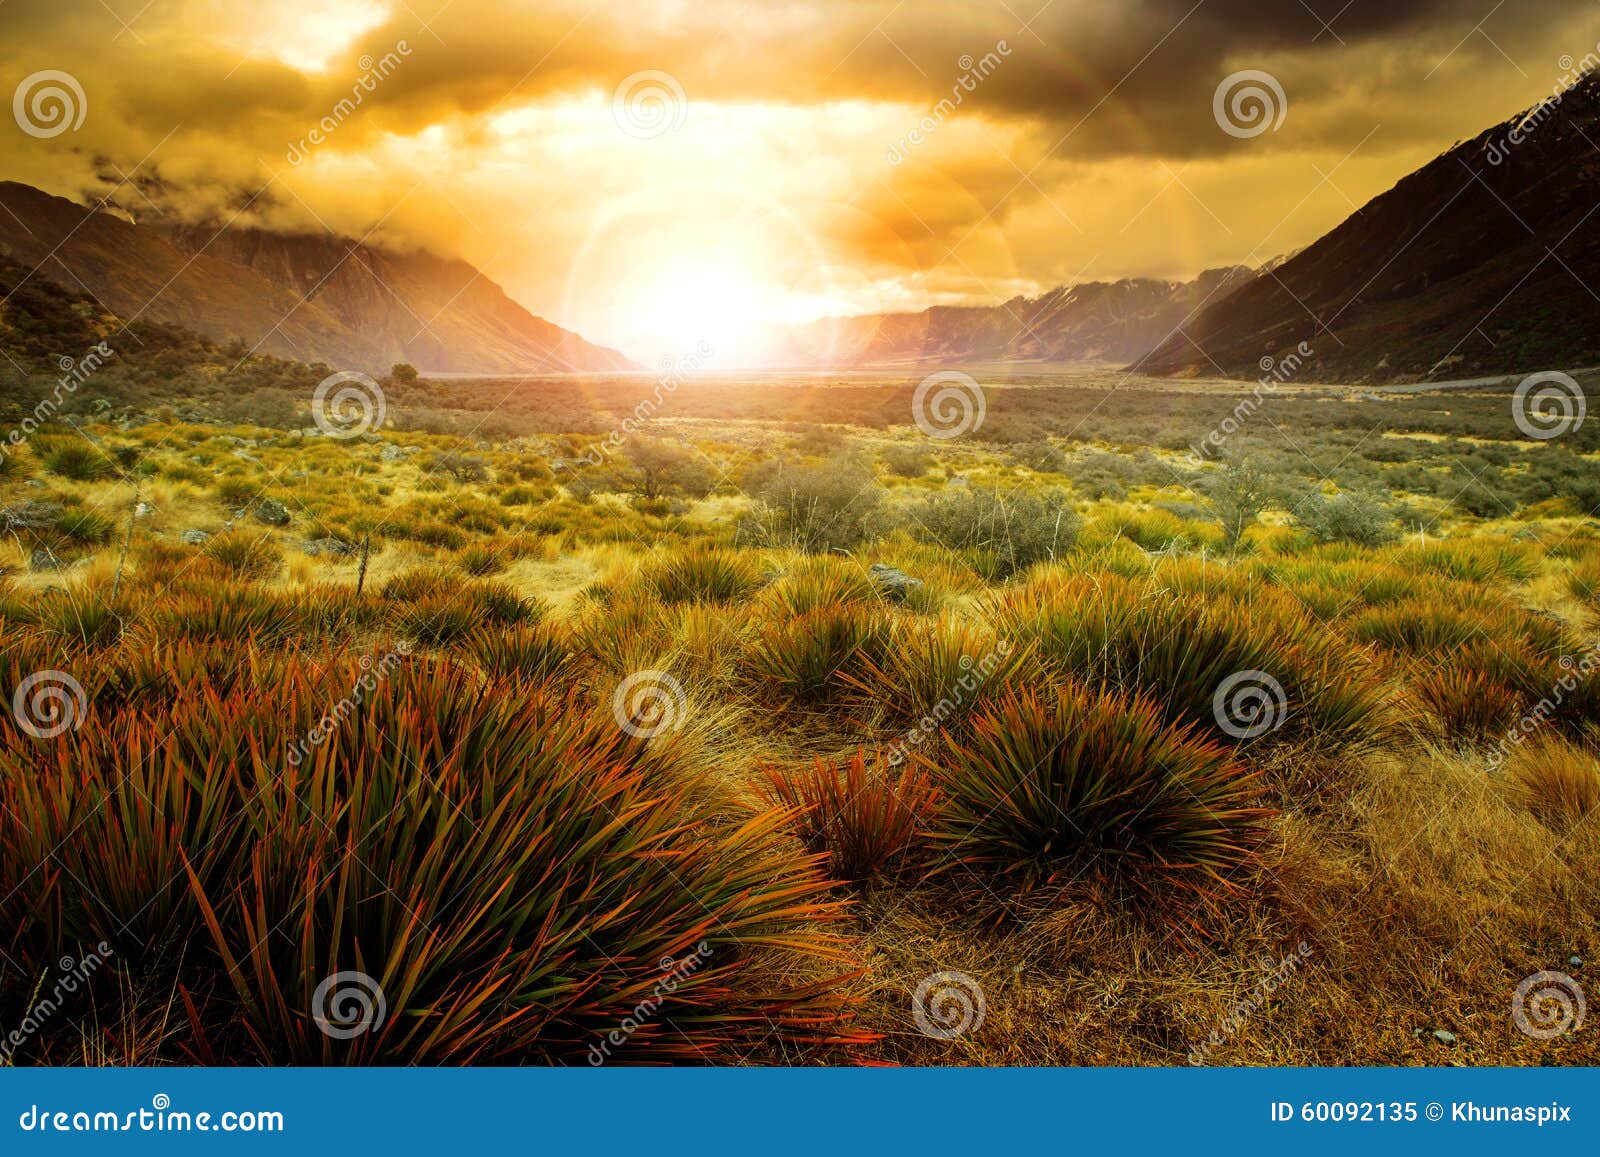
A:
0;181;633;375
3;74;1598;383
1135;72;1600;380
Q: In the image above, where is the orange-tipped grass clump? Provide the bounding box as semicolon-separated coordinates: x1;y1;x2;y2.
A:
645;546;766;605
925;683;1269;891
743;600;893;704
990;572;1388;750
1504;738;1600;828
0;656;864;1065
759;750;939;883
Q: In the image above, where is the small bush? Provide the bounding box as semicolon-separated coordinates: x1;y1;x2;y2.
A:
741;454;882;554
42;443;115;481
882;445;933;477
906;487;1079;581
1292;490;1396;547
760;751;938;882
928;684;1266;886
1506;739;1600;828
203;532;283;582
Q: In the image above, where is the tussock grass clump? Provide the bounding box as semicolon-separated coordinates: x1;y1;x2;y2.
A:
202;531;283;581
744;600;892;703
760;751;938;882
54;507;115;546
380;566;458;602
0;661;860;1064
991;571;1387;749
757;556;879;617
1505;739;1600;828
1568;556;1600;607
1413;664;1524;744
456;543;508;576
150;585;300;646
844;614;1033;730
463;621;573;683
646;547;765;605
40;442;116;481
1396;538;1539;584
927;684;1267;886
31;592;126;649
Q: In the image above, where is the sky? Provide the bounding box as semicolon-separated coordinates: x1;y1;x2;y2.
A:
1;0;1594;363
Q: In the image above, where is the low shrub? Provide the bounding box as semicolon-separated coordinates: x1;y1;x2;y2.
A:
759;751;938;882
202;531;283;582
927;684;1267;887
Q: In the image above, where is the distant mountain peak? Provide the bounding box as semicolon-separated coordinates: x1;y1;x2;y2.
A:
0;181;634;374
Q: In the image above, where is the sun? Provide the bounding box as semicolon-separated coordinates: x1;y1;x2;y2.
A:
634;261;774;350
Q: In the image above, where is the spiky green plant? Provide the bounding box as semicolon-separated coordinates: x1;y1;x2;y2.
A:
462;622;573;683
743;601;892;703
646;547;765;605
927;683;1267;886
202;531;283;582
990;573;1387;748
759;751;938;882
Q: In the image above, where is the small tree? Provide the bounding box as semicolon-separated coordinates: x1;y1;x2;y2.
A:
622;439;716;501
1200;459;1274;551
391;363;420;386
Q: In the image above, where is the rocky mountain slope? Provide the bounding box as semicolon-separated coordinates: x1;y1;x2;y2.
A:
0;182;633;374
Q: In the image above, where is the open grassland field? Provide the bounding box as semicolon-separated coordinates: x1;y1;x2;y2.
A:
1;364;1599;1067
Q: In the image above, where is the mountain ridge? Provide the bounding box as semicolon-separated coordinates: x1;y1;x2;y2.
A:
0;182;635;375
